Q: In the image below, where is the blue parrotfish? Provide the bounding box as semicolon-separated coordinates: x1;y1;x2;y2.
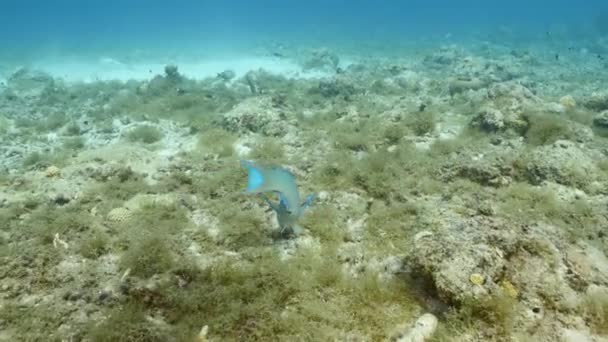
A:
241;160;315;234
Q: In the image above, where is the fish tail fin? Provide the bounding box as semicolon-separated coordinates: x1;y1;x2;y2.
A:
241;160;267;193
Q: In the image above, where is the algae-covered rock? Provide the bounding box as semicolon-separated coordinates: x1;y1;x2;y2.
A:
406;214;587;337
522;140;600;189
240;69;291;95
407;216;515;303
141;64;188;97
470;106;526;133
487;82;540;106
448;78;486;96
219;96;294;136
302;48;340;71
471;107;505;132
582;91;608;111
7;67;56;98
423;45;466;66
592;110;608;128
441;149;514;187
316;77;358;98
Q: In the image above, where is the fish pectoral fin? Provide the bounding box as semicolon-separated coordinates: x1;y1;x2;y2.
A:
301;193;316;210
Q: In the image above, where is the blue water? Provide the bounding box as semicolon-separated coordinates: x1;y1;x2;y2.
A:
1;0;607;58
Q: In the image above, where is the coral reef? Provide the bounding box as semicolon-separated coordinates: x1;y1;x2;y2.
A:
0;39;607;342
45;165;61;178
106;207;132;222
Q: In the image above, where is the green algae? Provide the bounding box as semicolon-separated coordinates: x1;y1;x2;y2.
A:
120;234;176;278
312;150;357;190
88;302;173;342
248;137;286;163
433;293;517;341
331;120;375;152
383;122;410;144
96;247;417;341
497;182;562;222
63;122;81;136
22;204;93;245
22;151;44;167
0;115;9;134
495;182;604;242
84;173;151;212
523;113;574;146
216;206;271;248
365;200;424;252
192;158;245;199
300;204;345;244
0;303;67;341
352;149;400;200
78;229;110;259
40;112;68;132
580;289;608;335
407;111;437;136
197;127;237;157
126;125;164;144
116;203;192;276
62;136;85;150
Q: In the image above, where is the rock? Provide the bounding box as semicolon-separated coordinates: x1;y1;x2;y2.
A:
407;216;513;303
62;290;84;301
302;48;340;71
220;96;294;136
487;82;540;105
448;78;486;96
560;328;593;342
592;110;608;128
471;107;505;132
97;290;112;303
582;91;608;111
316;78;357;98
7;67;55;97
522;141;600;189
442;151;512;187
391;313;438;342
142;65;186;96
239;69;295;95
423;45;465;66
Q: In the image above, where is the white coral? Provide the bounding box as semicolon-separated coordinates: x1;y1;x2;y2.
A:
107;207;132;222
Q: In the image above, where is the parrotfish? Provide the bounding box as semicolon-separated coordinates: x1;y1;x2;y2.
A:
241;160;315;235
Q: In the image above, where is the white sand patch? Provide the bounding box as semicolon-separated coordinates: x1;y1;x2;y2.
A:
27;55;330;83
